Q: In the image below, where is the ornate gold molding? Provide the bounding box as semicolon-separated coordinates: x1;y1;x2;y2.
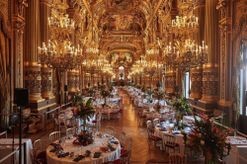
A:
68;69;80;93
190;67;202;99
41;64;54;99
201;65;219;103
24;62;44;103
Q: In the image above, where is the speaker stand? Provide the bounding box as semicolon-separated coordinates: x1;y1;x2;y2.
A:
18;106;22;164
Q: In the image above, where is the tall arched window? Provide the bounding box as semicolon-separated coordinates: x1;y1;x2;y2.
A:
239;41;247;116
183;72;191;99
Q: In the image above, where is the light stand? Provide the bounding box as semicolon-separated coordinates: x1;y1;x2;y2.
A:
14;88;28;164
18;106;23;164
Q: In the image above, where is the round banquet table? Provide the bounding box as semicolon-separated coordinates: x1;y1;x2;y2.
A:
46;133;121;164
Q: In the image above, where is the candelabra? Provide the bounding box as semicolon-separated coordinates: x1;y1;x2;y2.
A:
171;15;198;28
38;4;83;71
38;40;83;71
163;39;208;71
170;15;199;36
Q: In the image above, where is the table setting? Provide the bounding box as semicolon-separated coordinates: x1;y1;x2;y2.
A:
224;135;247;164
46;132;121;164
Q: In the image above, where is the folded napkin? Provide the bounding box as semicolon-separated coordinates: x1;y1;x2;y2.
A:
108;143;116;151
160;127;166;131
93;152;101;158
57;151;69;158
110;140;119;145
73;155;85;162
172;130;181;134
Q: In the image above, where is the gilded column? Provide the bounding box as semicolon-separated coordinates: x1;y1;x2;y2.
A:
200;0;219;105
165;71;176;95
217;0;232;109
24;0;44;103
190;0;205;99
68;69;80;93
190;67;203;99
40;0;54;99
13;0;28;88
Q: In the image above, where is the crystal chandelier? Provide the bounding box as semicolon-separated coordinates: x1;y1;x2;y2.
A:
163;39;208;71
38;4;83;71
171;15;198;29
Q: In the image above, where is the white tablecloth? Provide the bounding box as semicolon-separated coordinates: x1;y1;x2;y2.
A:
0;138;33;164
47;133;121;164
224;136;247;164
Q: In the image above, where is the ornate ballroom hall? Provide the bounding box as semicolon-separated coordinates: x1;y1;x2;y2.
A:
0;0;247;163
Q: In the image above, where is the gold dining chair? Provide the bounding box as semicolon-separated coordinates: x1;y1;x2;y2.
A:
162;133;180;153
169;153;186;164
0;131;7;138
66;127;76;137
33;139;47;164
49;131;61;143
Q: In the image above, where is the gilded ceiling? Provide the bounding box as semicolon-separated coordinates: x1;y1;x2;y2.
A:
64;0;174;73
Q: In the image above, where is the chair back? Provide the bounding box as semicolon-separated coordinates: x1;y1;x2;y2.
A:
104;126;115;136
153;118;160;126
97;112;102;121
162;133;177;147
0;131;7;138
49;131;61;142
169;153;186;164
146;120;152;129
66;127;76;137
33;139;42;158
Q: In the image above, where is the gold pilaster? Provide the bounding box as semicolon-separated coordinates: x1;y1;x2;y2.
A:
199;0;219;106
13;0;28;88
201;64;219;103
24;0;44;103
216;0;232;109
190;67;202;99
41;65;54;99
165;71;176;94
68;69;80;93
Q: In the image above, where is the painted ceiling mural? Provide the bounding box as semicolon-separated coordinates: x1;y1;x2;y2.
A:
70;0;172;75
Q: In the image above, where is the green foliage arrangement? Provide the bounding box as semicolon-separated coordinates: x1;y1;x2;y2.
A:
189;114;231;163
172;96;191;118
72;95;95;130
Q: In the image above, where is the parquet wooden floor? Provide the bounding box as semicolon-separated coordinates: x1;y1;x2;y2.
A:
101;90;169;163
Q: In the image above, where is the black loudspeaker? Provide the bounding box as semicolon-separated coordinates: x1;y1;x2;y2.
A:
64;85;68;92
14;88;29;107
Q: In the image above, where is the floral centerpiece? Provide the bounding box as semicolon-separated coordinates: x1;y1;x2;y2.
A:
72;95;95;146
188;114;231;163
153;88;165;112
99;85;111;106
172;96;191;127
73;130;94;146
